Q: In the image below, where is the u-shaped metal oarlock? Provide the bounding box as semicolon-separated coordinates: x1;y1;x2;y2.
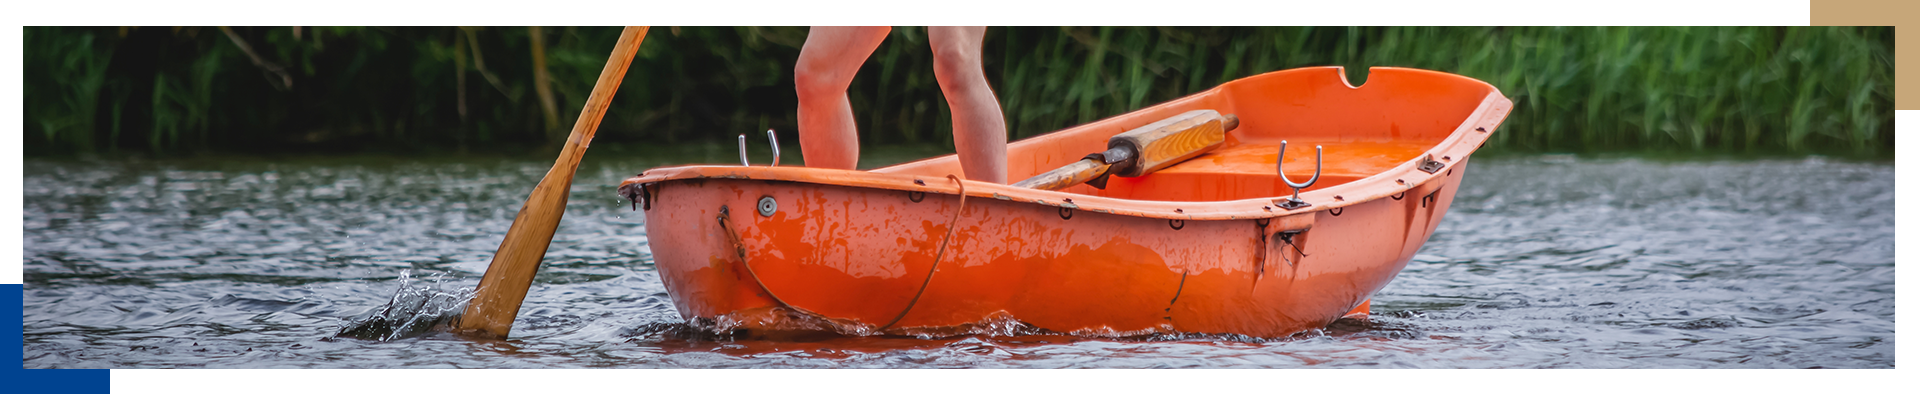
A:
737;134;750;166
1275;140;1322;210
766;129;781;166
739;129;783;166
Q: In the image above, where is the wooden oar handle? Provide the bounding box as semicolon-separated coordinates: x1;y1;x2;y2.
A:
1012;110;1238;191
1108;110;1235;177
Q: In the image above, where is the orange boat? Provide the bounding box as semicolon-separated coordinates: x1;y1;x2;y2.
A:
618;66;1511;338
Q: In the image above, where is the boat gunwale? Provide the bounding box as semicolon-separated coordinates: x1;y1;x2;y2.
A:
623;68;1512;222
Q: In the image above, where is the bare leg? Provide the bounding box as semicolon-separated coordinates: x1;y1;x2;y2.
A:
928;26;1009;184
795;26;890;170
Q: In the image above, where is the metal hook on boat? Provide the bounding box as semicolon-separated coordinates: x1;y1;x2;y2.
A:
1416;154;1445;174
1420;186;1443;209
639;183;652;211
1275;140;1322;210
737;134;750;166
765;129;780;167
618;180;653;211
1276;230;1309;266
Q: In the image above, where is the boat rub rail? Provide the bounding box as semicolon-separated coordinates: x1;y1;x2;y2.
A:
618;93;1508;222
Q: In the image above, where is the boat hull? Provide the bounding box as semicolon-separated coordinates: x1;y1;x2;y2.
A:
643;161;1465;337
626;66;1510;337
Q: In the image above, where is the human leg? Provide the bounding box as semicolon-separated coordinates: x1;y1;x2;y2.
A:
927;26;1008;184
795;26;890;170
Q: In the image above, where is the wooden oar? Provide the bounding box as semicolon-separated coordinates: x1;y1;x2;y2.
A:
1012;110;1238;190
454;26;649;339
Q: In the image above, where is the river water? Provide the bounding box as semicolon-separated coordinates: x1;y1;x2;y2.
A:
20;152;1894;368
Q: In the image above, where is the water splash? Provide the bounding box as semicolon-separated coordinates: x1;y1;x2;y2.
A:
335;270;475;341
671;307;1311;343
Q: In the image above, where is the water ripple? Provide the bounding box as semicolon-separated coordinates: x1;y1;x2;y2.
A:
21;155;1892;368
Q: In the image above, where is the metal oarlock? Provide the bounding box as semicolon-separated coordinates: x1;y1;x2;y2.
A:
739;130;782;167
1275;140;1322;210
738;134;750;166
766;129;780;167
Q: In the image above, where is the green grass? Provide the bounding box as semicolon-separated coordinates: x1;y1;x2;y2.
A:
23;26;1893;157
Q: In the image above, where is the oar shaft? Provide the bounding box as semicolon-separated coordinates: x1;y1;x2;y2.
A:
1010;158;1111;190
456;27;649;339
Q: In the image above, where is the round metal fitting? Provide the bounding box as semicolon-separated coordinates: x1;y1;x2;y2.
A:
756;196;778;217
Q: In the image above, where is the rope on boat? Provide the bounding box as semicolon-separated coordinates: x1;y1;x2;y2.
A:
878;174;968;331
717;205;826;319
716;175;969;333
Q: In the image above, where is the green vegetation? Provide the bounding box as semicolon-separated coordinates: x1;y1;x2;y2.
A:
23;26;1892;157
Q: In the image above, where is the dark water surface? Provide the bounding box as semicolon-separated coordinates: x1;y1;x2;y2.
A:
21;153;1893;368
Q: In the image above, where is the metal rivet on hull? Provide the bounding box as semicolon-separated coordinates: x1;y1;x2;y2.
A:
757;196;777;217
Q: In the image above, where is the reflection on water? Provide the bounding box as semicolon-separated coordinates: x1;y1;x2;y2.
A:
21;154;1893;368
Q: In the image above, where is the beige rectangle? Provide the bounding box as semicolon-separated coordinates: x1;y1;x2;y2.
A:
1813;0;1913;109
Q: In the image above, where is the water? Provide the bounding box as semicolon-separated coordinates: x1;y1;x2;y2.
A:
21;153;1893;368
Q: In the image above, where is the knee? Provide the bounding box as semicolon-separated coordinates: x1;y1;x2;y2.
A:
794;59;846;99
931;46;980;93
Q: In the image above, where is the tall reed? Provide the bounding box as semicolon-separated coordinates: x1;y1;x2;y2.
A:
22;26;1892;156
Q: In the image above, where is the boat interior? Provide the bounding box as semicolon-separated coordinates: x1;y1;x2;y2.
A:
875;67;1500;203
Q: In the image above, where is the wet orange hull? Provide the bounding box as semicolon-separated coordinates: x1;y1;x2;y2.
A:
623;67;1511;337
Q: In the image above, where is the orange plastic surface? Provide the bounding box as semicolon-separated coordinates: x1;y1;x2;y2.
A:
622;66;1510;337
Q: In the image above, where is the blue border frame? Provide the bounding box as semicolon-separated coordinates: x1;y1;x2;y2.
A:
3;0;1904;390
4;16;22;376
